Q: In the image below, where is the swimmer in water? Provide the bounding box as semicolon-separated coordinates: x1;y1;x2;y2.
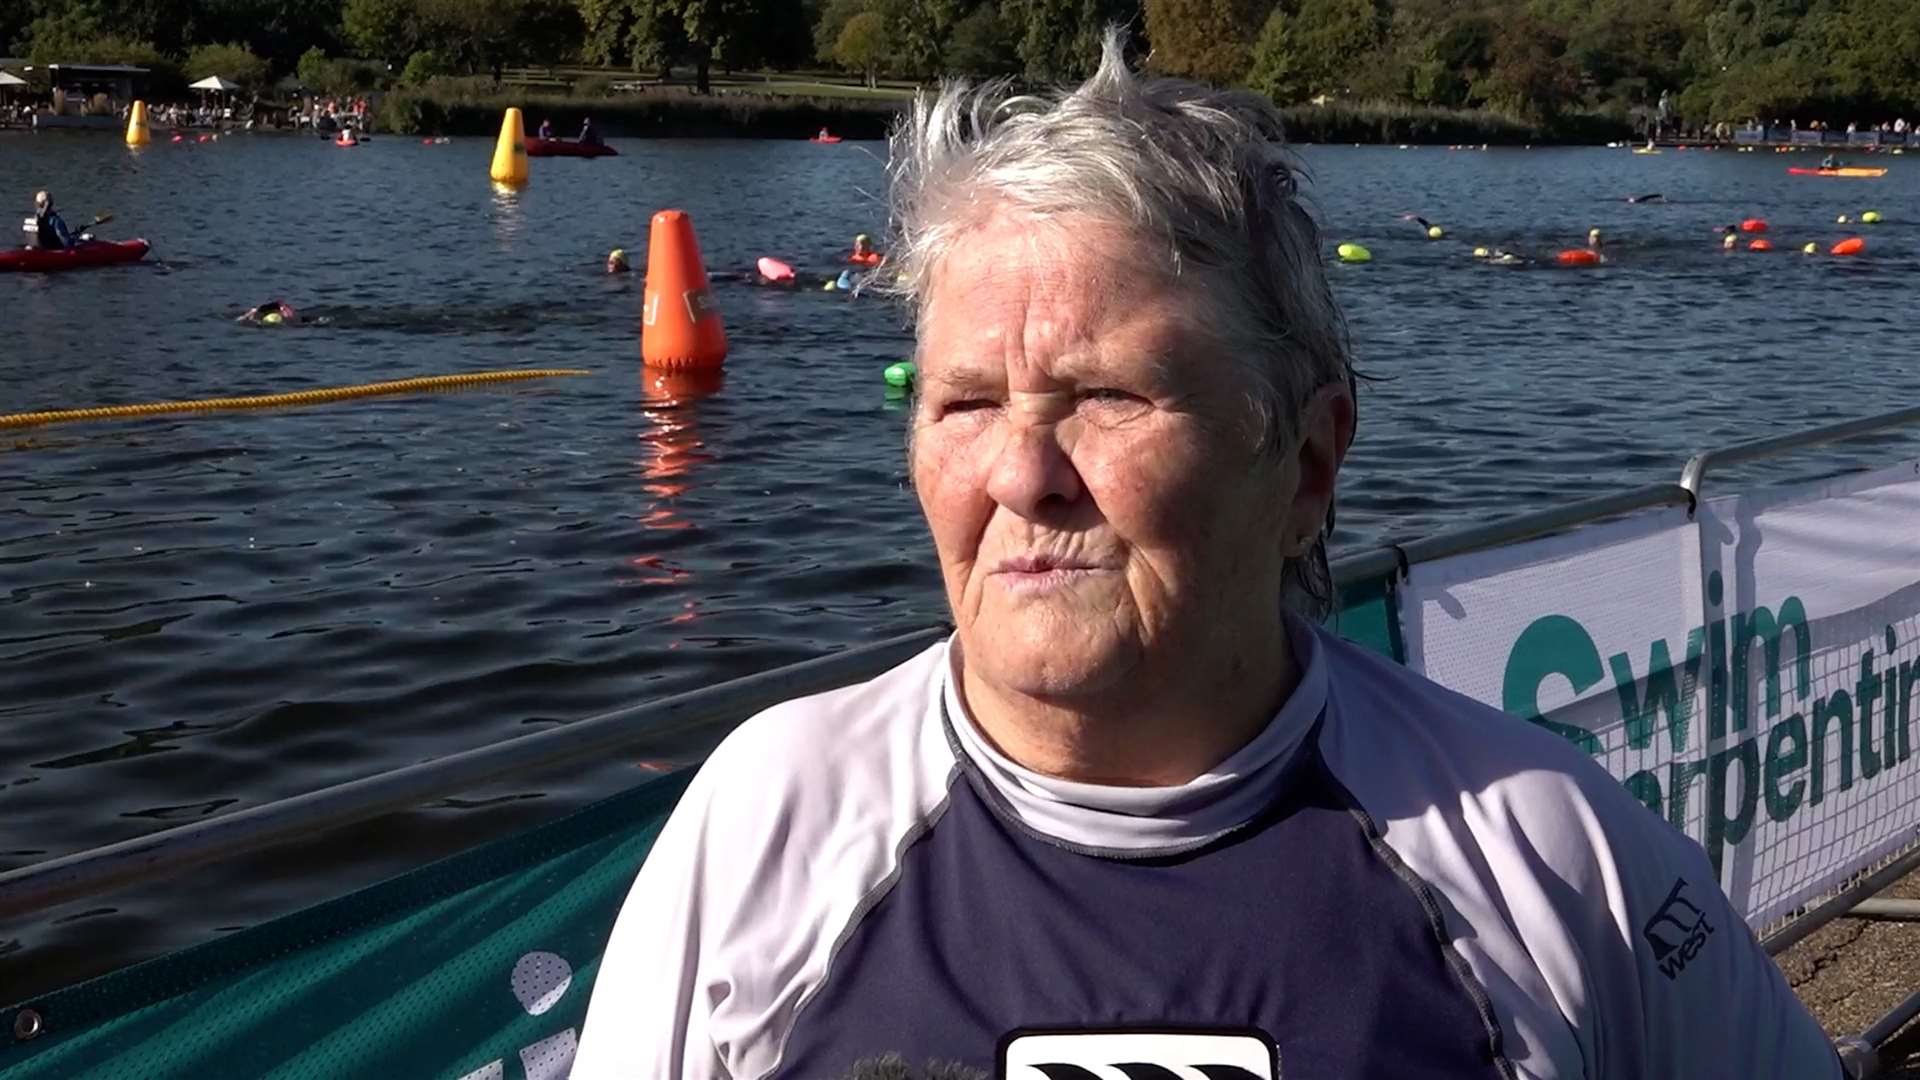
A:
848;234;883;265
237;299;300;325
1626;193;1664;203
607;248;630;273
1587;227;1603;249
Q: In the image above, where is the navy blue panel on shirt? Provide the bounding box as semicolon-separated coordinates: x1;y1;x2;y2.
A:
774;731;1513;1079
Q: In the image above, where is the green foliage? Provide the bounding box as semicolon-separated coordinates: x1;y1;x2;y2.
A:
184;41;271;87
1284;0;1386;98
943;2;1018;74
398;47;451;84
1244;6;1300;102
342;0;416;64
833;10;892;83
295;45;332;88
1144;0;1265;84
8;0;1920;136
293;46;364;94
999;0;1139;80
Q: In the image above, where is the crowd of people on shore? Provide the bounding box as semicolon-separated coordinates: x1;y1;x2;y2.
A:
291;96;371;131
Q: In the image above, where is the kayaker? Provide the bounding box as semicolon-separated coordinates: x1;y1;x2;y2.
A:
32;191;75;251
1821;153;1845;170
538;118;554;140
573;29;1843;1080
236;299;300;325
579;117;602;147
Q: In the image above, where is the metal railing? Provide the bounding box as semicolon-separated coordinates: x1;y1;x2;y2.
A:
3;404;1920;1061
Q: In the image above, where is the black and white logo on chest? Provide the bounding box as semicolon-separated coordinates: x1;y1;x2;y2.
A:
999;1029;1279;1080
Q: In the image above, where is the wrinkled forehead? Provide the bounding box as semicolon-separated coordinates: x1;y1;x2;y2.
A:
917;212;1196;378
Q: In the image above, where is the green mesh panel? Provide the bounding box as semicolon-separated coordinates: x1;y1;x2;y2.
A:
0;580;1399;1080
0;772;691;1080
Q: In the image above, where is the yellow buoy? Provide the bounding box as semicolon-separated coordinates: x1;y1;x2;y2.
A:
1426;225;1444;240
1335;242;1371;263
489;107;529;185
125;100;150;146
1862;211;1882;224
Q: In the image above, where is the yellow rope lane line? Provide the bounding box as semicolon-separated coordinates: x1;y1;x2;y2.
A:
0;369;594;429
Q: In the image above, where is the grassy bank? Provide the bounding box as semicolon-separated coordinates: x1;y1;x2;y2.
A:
1275;100;1631;146
377;79;906;139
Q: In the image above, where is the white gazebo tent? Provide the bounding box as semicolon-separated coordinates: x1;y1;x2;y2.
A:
189;75;241;125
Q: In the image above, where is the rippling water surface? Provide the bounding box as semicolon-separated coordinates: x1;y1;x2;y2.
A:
3;131;1918;996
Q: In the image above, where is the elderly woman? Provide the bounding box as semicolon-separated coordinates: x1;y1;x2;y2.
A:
574;34;1838;1080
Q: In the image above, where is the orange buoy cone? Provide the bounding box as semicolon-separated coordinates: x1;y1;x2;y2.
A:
125;100;150;146
642;210;727;371
1831;237;1866;256
489;107;529;186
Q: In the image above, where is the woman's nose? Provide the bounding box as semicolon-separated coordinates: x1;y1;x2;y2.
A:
984;418;1083;520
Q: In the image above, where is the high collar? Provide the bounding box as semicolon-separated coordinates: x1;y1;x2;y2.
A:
941;615;1328;856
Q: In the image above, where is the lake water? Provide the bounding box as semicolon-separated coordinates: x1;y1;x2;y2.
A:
4;130;1919;998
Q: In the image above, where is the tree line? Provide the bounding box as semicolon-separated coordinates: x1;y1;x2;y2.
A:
5;0;1918;129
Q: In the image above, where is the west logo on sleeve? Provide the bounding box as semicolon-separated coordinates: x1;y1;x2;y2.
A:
1642;879;1715;981
1000;1030;1278;1080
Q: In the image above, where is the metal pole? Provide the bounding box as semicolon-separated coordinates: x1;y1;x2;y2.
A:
0;626;949;923
1680;403;1920;500
1838;899;1920;923
1865;989;1920;1047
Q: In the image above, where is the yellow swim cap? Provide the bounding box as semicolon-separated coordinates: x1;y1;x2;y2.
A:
262;311;284;325
1426;225;1444;240
1472;247;1490;258
855;233;871;244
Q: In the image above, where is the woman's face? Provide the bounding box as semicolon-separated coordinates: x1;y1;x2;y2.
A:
912;213;1328;706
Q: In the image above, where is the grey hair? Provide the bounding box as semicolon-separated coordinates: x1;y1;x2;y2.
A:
886;27;1356;620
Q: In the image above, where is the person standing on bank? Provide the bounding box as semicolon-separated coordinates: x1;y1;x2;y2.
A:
573;29;1842;1080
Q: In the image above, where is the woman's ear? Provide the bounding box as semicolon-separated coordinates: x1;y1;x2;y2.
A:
1282;380;1355;552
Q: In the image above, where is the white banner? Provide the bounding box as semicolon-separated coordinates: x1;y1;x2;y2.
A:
1697;460;1920;925
1400;461;1920;929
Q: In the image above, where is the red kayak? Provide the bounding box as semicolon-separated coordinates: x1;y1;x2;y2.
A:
526;137;617;158
0;239;151;273
810;135;843;144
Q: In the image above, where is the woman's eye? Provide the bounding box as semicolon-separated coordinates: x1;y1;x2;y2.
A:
1082;388;1142;404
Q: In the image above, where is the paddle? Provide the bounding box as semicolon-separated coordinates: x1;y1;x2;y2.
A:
74;212;113;242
